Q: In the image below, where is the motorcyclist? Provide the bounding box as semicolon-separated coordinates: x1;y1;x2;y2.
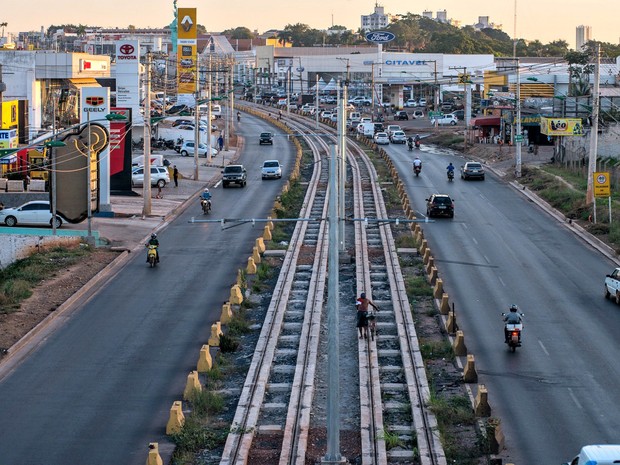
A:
146;233;160;263
503;304;523;342
413;156;422;171
407;136;414;150
237;111;241;122
200;188;212;211
414;134;421;143
446;162;455;178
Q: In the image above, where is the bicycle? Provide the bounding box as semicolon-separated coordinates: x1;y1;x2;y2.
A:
367;310;377;340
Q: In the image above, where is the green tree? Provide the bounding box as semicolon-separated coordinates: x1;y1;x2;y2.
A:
221;27;255;39
565;50;593;96
542;39;569;56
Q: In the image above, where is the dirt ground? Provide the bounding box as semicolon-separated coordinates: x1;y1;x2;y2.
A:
0;249;121;356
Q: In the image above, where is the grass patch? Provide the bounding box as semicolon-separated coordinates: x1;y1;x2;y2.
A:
0;245;92;314
429;394;475;427
227;307;251;337
170;415;228;464
405;275;433;297
396;234;416;248
420;339;454;361
380;428;407;450
188;388;226;416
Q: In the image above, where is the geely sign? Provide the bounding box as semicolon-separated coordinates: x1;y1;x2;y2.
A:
365;31;396;44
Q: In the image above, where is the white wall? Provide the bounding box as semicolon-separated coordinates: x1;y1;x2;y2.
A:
0;235;81;269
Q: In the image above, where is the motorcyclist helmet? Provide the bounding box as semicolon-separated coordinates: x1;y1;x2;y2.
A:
151;233;157;239
204;188;210;193
510;304;518;312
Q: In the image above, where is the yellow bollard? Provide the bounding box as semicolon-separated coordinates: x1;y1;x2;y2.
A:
419;239;428;255
423;247;431;265
463;354;478;383
263;225;272;241
146;443;163;465
220;302;233;324
474;385;491;417
183;371;202;400
267;217;274;230
246;257;257;275
197;344;212;372
453;330;467;356
425;256;435;275
252;246;262;264
433;278;443;298
440;293;450;315
255;237;265;254
208;323;221;346
427;266;438;285
166;401;185;435
230;284;243;304
446;309;457;334
236;269;243;288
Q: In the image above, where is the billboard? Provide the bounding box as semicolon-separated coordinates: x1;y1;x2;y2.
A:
109;108;133;193
177;8;197;96
540;117;584;136
115;40;140;123
0;129;18;149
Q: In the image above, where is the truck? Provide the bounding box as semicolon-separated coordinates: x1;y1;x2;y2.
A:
154;124;208;145
563;444;620;465
604;268;620;303
299;94;315;106
357;121;376;138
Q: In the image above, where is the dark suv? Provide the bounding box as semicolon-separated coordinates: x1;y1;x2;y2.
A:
426;194;454;218
259;132;273;145
222;164;247;188
395;111;409;121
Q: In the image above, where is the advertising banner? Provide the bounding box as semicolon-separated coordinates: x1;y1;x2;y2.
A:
177;8;197;96
109;108;133;193
0;129;18;149
115;40;140;124
540;117;584;136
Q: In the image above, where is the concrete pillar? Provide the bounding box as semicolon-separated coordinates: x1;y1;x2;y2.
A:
166;401;185;435
183;371;202;400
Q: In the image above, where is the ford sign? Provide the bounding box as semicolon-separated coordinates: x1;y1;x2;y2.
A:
365;31;396;44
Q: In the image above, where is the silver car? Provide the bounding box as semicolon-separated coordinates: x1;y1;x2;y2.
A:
390;130;407;144
261;160;282;179
132;166;170;188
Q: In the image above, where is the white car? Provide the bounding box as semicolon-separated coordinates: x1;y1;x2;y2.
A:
0;200;65;228
132;166;170;188
412;110;425;119
404;99;418;107
373;132;390;145
431;114;458;126
386;124;402;137
418;98;427;107
320;111;333;119
180;141;218;157
261;159;283;179
390;131;407;144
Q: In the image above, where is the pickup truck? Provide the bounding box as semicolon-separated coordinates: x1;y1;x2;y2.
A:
604;268;620;302
348;96;372;106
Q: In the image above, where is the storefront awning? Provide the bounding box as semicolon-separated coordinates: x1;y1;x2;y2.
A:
470;117;501;127
66;78;100;89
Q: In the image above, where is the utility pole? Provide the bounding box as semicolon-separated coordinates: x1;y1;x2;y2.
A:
143;52;152;216
162;58;167;117
515;59;522;177
586;43;601;207
194;55;200;181
224;61;230;151
207;55;213;163
450;66;470;150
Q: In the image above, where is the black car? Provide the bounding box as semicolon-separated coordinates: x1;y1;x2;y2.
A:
426;194;454;218
395;111;409;121
259;132;273;145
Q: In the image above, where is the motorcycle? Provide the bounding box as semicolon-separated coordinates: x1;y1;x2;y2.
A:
447;170;454;182
415;139;421;149
407;141;413;151
413;165;422;177
174;137;184;153
146;244;158;268
201;198;211;214
502;313;524;352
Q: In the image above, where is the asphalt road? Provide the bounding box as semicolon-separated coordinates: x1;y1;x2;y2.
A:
0;113;295;464
385;141;620;464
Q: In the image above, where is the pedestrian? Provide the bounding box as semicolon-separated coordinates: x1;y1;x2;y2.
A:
217;134;224;152
173;165;179;187
278;110;282;120
356;292;379;339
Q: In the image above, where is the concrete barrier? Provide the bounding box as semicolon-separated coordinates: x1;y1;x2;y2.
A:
220;302;233;324
425;256;435;275
419;239;428;255
267;217;274;230
197;344;212;372
255;237;265;254
427;266;438;285
463;354;478;383
433;278;443;298
236;269;243;288
166;401;185;435
183;371;202;400
246;257;257;275
252;246;262;264
230;284;243;304
440;293;450;315
208;323;221;346
28;179;46;192
0;178;7;191
446;309;457;334
488;418;505;454
7;180;24;192
146;443;163;465
453;330;467;356
474;385;491;417
423;247;431;265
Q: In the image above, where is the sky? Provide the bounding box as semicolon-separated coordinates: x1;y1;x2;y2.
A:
2;0;618;49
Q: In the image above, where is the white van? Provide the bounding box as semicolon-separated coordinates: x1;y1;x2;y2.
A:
349;112;361;121
198;104;221;119
563;444;620;465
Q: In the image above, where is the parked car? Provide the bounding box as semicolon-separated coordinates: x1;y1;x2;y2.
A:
132;166;170;188
441;102;455;112
426;194;454;218
431;114;458;126
404;99;418;107
348;96;372;106
395;111;409;121
0;200;65;228
418;98;427;107
221;164;247;188
460;162;485;180
320;111;333;119
390;130;407;144
412;110;425;119
261;160;282;179
259;132;274;145
373;132;390;145
179;140;218;157
450;110;465;120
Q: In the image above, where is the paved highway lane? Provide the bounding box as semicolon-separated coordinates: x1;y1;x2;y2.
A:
0;114;295;464
386;142;620;464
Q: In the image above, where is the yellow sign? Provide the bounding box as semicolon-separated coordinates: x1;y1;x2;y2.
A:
594;172;611;198
1;100;18;129
540;117;584;136
177;8;197;95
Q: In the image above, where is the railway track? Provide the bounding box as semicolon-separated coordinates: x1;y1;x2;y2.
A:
219;105;446;465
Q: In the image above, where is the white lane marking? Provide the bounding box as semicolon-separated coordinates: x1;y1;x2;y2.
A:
568;388;583;410
472;237;478;245
483;254;490;264
498;276;506;287
538;340;550;356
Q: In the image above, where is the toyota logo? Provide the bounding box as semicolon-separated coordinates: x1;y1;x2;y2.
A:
119;44;134;55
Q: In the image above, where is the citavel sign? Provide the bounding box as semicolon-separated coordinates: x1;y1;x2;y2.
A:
365;31;395;44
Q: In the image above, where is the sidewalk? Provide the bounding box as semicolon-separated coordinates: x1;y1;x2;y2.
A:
69;147;239;251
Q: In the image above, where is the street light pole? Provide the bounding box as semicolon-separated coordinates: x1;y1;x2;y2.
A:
515;59;522;177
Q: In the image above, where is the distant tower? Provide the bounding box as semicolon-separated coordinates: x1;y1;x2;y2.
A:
436;9;448;23
576;25;592;50
422;10;433;19
361;2;389;32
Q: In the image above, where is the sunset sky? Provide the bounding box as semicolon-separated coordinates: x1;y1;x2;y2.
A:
3;0;618;49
